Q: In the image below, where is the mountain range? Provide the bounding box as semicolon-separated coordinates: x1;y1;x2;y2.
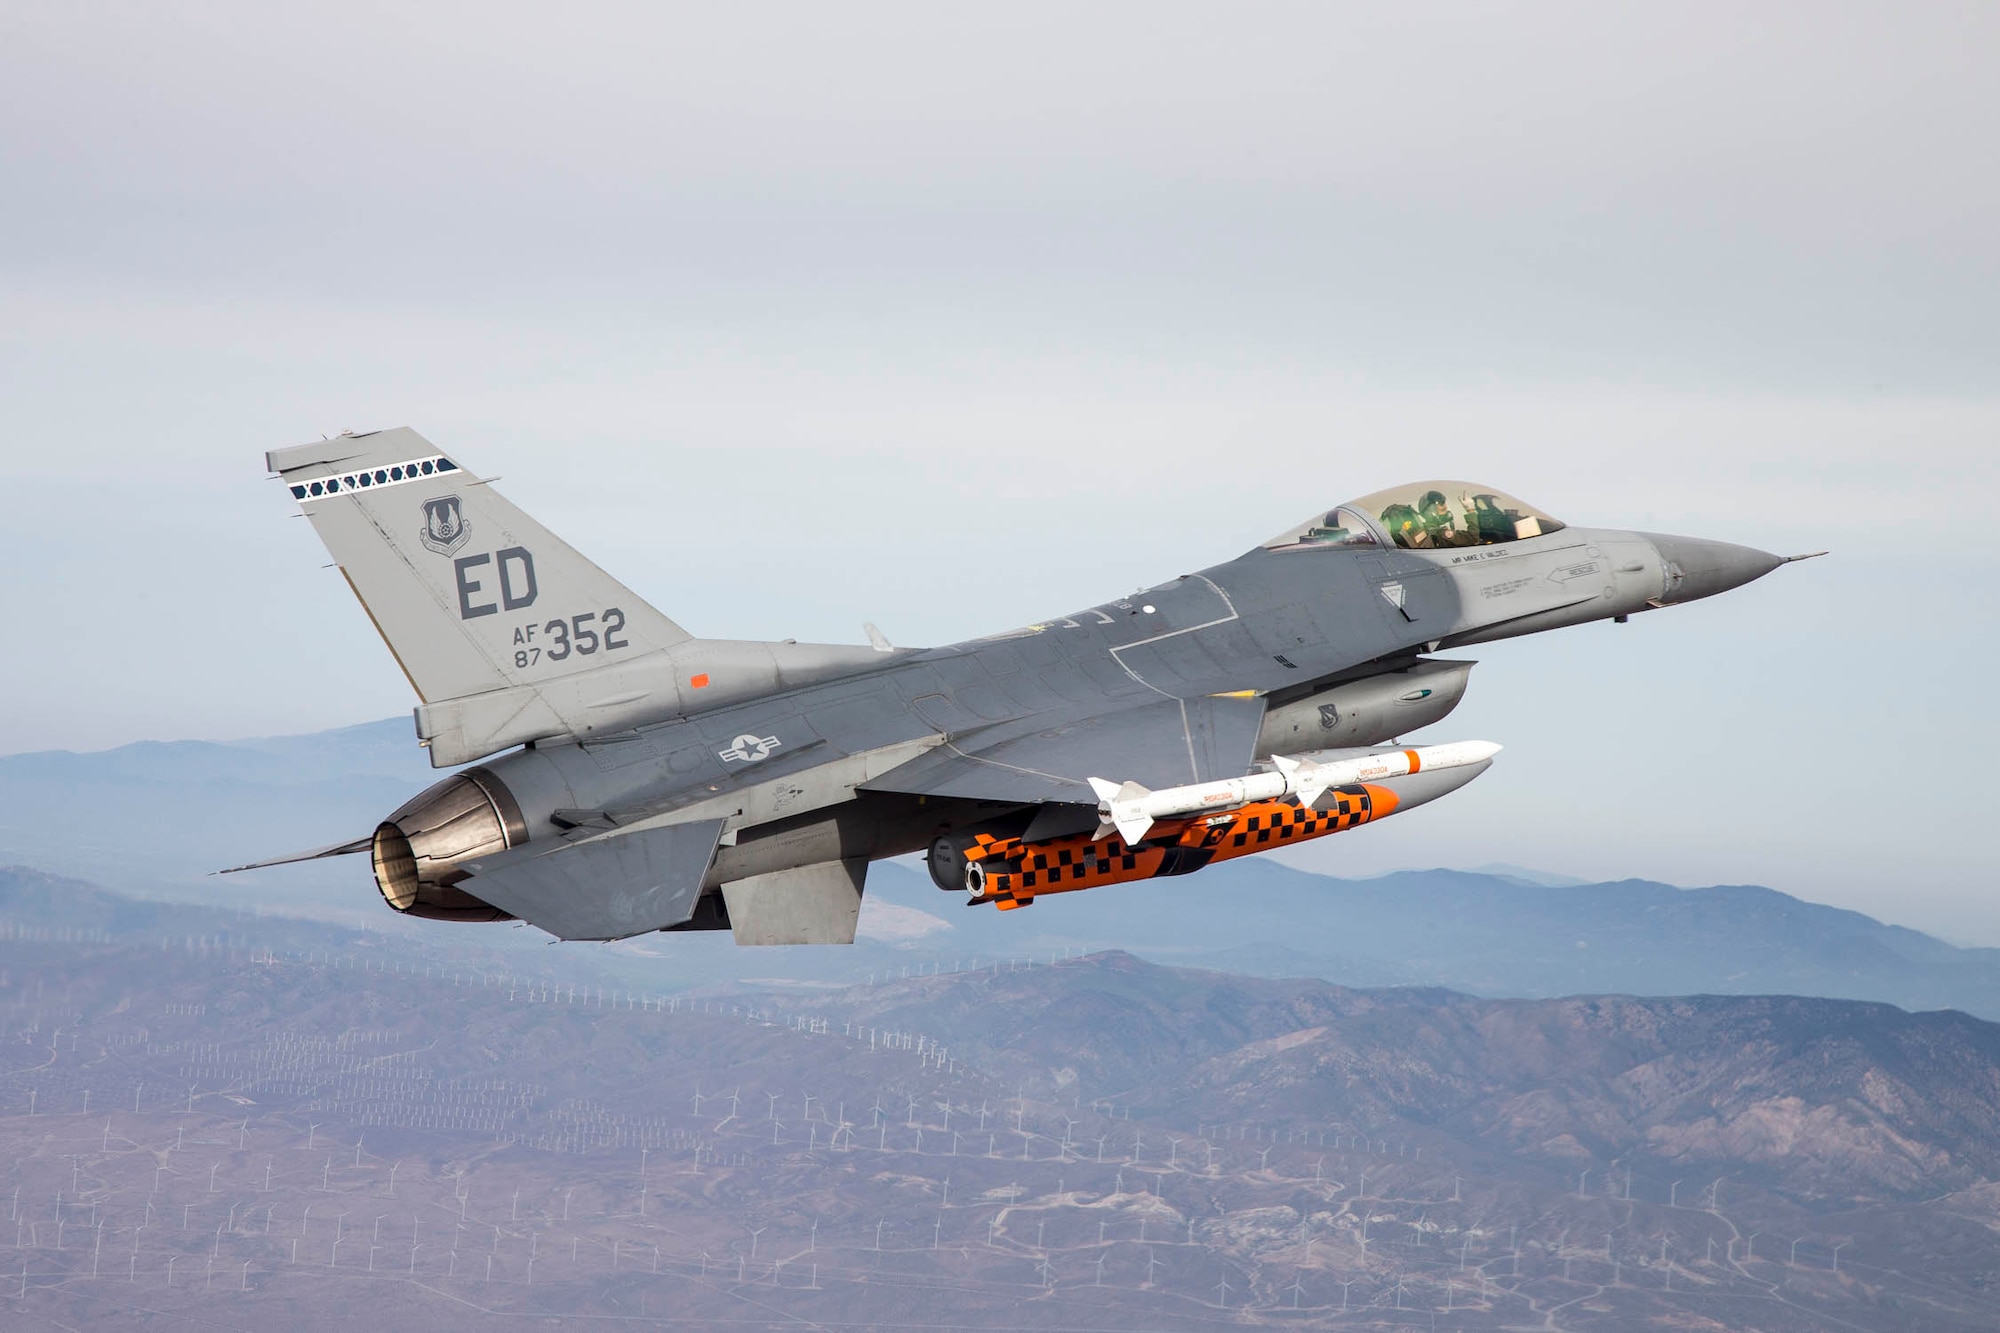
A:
2;923;1996;1330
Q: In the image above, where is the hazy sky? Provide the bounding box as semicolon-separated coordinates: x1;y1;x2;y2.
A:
3;5;1996;937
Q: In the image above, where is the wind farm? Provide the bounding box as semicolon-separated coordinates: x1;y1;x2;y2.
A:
0;868;1994;1329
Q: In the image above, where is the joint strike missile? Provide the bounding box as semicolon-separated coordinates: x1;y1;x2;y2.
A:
1086;739;1501;844
964;739;1501;910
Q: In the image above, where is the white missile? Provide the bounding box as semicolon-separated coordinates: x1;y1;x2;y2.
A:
1086;739;1503;845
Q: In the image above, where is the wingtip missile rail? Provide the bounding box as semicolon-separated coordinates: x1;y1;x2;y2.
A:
966;740;1502;910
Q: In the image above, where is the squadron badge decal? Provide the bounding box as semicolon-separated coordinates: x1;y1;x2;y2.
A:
419;495;471;556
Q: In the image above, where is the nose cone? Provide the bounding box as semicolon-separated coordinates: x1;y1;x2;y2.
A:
1374;754;1495;815
1645;533;1786;605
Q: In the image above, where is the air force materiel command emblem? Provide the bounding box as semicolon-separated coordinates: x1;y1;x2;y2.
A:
719;734;781;764
419;495;471;556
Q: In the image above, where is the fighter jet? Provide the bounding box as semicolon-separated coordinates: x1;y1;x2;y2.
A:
228;428;1817;944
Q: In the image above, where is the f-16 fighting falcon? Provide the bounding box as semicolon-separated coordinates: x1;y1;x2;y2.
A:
228;428;1819;945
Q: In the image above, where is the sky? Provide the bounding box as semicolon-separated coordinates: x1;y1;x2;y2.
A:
2;4;1996;938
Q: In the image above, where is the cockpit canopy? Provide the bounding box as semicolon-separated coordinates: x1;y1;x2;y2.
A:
1262;481;1565;553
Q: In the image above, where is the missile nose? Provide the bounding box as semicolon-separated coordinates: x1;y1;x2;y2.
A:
1644;533;1786;605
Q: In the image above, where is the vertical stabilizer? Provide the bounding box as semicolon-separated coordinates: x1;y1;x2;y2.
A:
268;428;692;705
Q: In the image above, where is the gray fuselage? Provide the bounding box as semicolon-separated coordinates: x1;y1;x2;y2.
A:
438;520;1737;919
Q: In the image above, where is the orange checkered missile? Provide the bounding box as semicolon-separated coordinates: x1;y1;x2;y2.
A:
962;741;1500;910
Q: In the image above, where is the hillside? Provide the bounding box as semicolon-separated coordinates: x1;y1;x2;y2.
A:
1;935;1997;1329
794;952;2000;1197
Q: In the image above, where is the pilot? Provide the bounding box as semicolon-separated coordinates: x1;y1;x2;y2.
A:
1378;502;1424;548
1418;490;1472;547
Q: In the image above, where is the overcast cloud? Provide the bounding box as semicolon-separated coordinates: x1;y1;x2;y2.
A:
2;4;1995;937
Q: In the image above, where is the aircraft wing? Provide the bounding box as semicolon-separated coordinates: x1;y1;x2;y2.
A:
861;693;1267;805
457;818;727;941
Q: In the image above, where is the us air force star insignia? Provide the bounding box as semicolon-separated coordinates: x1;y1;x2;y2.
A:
418;495;471;556
718;734;780;764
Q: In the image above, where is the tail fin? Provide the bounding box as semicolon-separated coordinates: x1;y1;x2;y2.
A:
268;428;691;705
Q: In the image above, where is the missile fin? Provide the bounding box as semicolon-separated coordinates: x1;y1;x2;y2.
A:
1111;811;1155;845
1271;753;1329;811
1089;776;1155;844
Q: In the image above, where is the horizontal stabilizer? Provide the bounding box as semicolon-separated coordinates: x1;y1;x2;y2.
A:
460;818;726;941
217;835;372;876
